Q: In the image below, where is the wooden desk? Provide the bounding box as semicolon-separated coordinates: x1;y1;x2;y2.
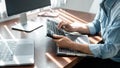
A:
0;9;102;68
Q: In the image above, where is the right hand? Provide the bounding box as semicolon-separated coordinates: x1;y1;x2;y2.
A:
53;34;74;48
57;21;76;32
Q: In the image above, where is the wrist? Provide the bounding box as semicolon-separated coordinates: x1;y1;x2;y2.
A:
74;27;79;32
68;41;77;49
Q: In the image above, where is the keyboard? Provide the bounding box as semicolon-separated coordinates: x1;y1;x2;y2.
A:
0;40;16;61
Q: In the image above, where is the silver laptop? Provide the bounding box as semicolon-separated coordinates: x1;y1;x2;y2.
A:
0;39;34;66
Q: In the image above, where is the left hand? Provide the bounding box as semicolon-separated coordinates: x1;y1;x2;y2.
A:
53;34;74;48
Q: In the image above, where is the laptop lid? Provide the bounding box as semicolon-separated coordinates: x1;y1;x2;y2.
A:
0;39;34;66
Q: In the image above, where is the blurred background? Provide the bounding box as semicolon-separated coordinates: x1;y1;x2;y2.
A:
0;0;100;22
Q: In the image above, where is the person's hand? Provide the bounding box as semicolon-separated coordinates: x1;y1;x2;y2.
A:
57;21;77;32
53;34;74;48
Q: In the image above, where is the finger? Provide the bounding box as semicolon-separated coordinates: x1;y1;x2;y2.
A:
53;37;63;43
53;34;64;39
64;24;71;30
53;39;58;42
58;21;68;29
57;22;64;29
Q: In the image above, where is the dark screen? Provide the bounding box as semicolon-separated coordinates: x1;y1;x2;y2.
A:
5;0;51;16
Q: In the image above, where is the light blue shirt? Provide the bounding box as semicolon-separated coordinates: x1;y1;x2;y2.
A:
87;0;120;62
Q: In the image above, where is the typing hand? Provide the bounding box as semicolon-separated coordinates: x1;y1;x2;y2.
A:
57;21;76;32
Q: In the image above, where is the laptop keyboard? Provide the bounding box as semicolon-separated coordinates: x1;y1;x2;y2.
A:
0;41;16;61
58;47;82;55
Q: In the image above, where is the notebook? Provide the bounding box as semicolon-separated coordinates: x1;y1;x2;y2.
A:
0;39;34;66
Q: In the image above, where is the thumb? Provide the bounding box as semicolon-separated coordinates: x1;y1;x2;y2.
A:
53;34;64;39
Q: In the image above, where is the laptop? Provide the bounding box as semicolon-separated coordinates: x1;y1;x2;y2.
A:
0;39;34;66
46;19;93;57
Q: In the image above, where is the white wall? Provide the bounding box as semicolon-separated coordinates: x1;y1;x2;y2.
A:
61;0;100;14
89;0;100;13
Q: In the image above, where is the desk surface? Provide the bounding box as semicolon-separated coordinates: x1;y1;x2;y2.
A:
0;9;102;68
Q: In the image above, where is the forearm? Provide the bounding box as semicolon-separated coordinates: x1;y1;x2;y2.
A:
68;42;92;55
75;24;90;34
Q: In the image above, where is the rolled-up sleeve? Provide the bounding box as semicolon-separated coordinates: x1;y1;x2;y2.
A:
87;23;96;35
87;8;101;35
87;20;101;35
89;39;120;59
88;18;120;59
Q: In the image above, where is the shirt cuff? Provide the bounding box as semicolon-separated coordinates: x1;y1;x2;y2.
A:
88;44;101;57
87;23;96;35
